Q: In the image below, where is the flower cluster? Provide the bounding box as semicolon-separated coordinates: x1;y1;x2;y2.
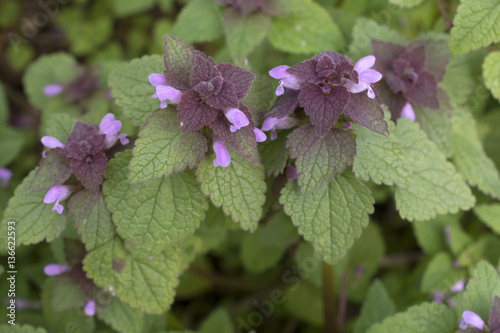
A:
34;114;128;214
149;44;265;167
371;39;449;119
262;51;385;138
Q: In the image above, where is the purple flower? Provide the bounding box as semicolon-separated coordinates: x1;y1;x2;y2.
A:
149;73;183;109
400;103;415;121
450;279;465;293
459;311;485;330
41;136;65;158
432;291;444;304
43;185;75;214
345;122;352;129
269;65;301;96
44;264;70;276
261;116;298;140
0;168;12;188
84;300;96;317
213;138;231;168
99;113;129;149
253;128;267;142
43;84;64;97
345;55;382;99
224;108;250;132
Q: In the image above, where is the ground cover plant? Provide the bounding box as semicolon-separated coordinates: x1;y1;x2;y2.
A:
1;0;500;332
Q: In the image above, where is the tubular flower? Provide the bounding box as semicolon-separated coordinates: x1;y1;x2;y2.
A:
43;84;64;96
213;138;231;168
268;65;301;96
459;311;485;330
253;128;267;142
345;55;382;99
149;73;183;109
0;168;13;188
99;113;129;149
400;103;416;121
450;279;465;293
224;108;250;132
84;300;96;317
44;264;70;276
261;116;299;140
43;185;75;214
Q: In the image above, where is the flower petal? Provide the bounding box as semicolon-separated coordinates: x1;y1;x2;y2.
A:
463;311;485;329
269;65;290;79
354;55;376;72
41;136;65;149
224;108;249;132
359;69;383;83
43;84;64;96
148;73;167;86
261;117;280;131
156;85;183;104
44;264;69;276
213;140;231;168
253;128;267;142
400;103;416;121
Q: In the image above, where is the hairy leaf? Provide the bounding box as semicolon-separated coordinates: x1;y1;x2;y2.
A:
474;204;500;236
171;0;223;44
354;280;396;333
98;297;144;333
29;149;72;193
483;51;500;102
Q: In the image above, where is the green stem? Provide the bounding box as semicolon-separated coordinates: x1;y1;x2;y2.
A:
322;261;337;333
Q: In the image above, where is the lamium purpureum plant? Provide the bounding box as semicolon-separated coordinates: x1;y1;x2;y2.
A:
3;0;500;331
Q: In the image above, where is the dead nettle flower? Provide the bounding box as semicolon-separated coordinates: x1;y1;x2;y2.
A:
43;68;100;103
34;114;128;213
460;311;485;330
44;263;70;276
450;279;465;293
458;296;500;332
261;116;299;140
0;167;12;188
371;39;449;119
150;39;262;167
264;50;387;138
84;300;96;317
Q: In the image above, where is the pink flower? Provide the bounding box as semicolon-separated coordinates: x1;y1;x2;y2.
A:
43;84;64;97
224;108;249;132
84;300;96;316
44;264;70;276
213;138;231;168
459;311;485;330
268;65;301;96
400;103;416;121
43;185;75;214
345;55;382;99
261;116;298;140
149;73;183;109
0;168;12;188
99;113;129;149
253;128;267;142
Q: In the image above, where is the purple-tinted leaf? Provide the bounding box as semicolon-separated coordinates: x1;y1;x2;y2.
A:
205;81;240;109
177;89;220;132
298;83;350;137
163;35;196;90
193;75;224;97
261;0;289;15
404;70;439;109
376;80;407;118
371;40;406;74
64;238;87;266
190;54;220;87
67;122;98;144
63;134;105;161
267;89;300;118
210;109;258;164
216;63;255;99
343;93;389;137
414;39;450;82
315;54;337;79
287;125;356;194
71;152;108;195
287;59;319;83
29;149;72;193
329;59;355;85
490;296;500;332
400;44;426;74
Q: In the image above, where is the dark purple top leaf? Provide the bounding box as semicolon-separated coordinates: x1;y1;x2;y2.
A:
216;62;255;99
404;70;439;109
71;151;108;195
287;59;319;84
190;54;220;87
177;89;220;133
66;122;98;144
204;81;240;109
372;40;406;74
298;83;350;137
267;89;300;119
343;93;389;137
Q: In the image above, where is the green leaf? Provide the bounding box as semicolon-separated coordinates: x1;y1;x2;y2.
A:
352;112;413;187
199;308;235;333
420;252;465;293
44;113;77;142
108;55;165;126
171;0;223;43
0;126;25;166
98;297;144;333
388;0;424;8
449;0;500;55
288;126;356;194
241;72;275;125
0;168;67;250
457;235;500;267
412;214;460;255
68;190;115;251
460;261;500;321
354;280;396;333
51;276;86;312
474;203;500;235
83;237;181;314
259;129;290;177
281;175;374;264
367;302;456;333
112;0;156;17
268;0;344;54
103;151;208;257
395;119;475;221
285;281;323;326
23;52;79;110
196;150;266;232
348;18;407;61
241;211;298;273
223;11;271;58
0;325;47;333
129;109;207;183
42;278;95;333
452;108;500;199
483;51;500;102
